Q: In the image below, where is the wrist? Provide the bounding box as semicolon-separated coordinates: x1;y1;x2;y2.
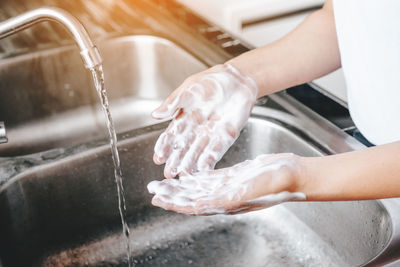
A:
254;153;308;203
222;62;259;100
295;156;324;201
286;155;310;196
226;57;266;98
256;154;308;198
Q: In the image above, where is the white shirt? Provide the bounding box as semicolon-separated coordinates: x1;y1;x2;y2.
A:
333;0;400;145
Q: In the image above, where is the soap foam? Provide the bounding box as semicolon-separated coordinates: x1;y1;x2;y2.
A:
148;154;306;215
153;64;259;177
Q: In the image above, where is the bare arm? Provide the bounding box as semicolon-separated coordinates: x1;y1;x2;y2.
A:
148;142;400;215
301;141;400;201
228;0;340;97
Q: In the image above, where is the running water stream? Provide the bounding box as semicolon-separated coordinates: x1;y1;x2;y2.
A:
90;65;132;266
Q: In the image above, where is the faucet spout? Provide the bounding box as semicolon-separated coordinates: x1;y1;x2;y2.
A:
0;7;102;68
0;122;7;144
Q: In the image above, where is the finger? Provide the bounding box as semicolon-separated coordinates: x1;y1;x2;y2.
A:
151;88;182;119
160;194;231;215
153;153;164;165
225;122;238;139
153;131;174;165
147;180;179;195
164;159;180;178
163;129;196;178
196;136;223;171
164;148;184;178
225;205;255;215
153;117;190;165
190;166;226;181
152;195;192;214
152;195;216;215
152;191;199;211
197;154;217;171
152;88;194;119
179;171;220;192
150;178;229;215
188;198;228;215
195;133;234;171
147;180;161;194
164;145;191;178
226;159;253;176
179;172;199;186
177;134;210;175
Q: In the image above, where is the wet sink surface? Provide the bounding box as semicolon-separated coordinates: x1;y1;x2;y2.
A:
0;35;205;156
0;119;392;267
0;35;395;267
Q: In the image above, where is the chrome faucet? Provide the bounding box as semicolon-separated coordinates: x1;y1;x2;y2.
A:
0;7;103;145
0;7;102;68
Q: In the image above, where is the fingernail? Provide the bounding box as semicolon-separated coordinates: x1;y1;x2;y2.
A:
151;109;164;119
147;181;159;194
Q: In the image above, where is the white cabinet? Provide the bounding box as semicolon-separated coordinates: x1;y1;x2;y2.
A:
177;0;348;104
240;10;312;47
177;0;323;35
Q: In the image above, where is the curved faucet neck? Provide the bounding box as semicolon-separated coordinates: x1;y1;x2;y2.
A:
0;7;102;68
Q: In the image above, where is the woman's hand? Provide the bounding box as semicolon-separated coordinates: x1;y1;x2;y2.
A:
147;153;306;215
152;64;258;178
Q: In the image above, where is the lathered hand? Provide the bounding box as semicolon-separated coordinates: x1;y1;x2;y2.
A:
147;154;306;215
152;64;258;178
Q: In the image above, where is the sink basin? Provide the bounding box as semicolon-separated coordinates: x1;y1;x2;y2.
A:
0;35;399;266
0;35;205;157
0;117;392;267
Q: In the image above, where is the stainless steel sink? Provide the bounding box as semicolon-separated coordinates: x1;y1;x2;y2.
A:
0;35;205;157
0;35;399;266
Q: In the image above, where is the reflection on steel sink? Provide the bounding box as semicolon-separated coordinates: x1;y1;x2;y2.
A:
0;35;205;157
0;114;394;267
0;35;399;266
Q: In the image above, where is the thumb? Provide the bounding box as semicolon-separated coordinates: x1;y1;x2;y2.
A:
152;89;182;119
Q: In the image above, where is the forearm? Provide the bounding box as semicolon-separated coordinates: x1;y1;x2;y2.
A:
227;0;340;98
299;142;400;201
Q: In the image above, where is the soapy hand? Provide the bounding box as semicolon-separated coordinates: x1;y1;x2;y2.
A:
147;153;306;215
152;64;259;178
